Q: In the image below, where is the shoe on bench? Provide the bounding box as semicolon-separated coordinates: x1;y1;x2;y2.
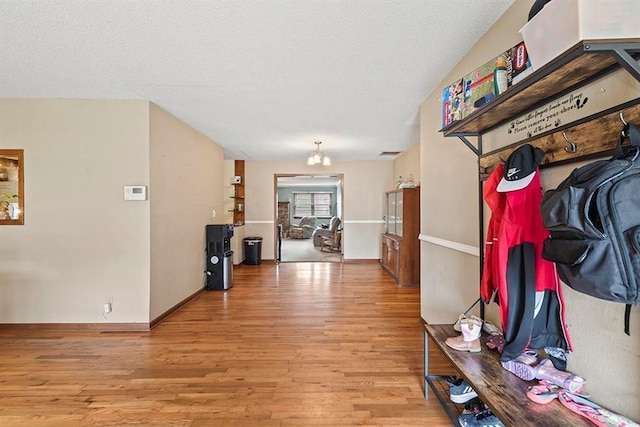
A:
500;350;539;380
482;320;501;335
446;335;481;353
453;314;483;332
536;359;588;395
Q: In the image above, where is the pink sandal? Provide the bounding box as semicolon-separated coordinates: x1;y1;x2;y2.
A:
526;380;561;405
558;392;639;427
527;379;591;405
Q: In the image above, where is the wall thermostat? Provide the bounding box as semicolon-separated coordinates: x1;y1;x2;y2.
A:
124;185;147;201
232;176;242;184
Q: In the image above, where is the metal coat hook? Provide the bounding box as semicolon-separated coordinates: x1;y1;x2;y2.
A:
620;112;630;137
562;131;578;153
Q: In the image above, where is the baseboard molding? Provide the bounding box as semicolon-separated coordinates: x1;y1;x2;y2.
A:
343;259;380;264
150;287;206;329
0;322;151;332
0;288;207;333
238;260;276;266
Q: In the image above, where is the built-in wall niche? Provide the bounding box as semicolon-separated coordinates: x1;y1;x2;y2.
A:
0;149;24;225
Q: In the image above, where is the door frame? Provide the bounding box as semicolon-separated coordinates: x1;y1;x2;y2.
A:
273;173;344;263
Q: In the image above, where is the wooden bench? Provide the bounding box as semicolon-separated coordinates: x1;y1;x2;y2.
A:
423;323;592;427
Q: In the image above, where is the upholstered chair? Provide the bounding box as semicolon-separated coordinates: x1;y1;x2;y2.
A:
288;216;317;239
312;217;341;246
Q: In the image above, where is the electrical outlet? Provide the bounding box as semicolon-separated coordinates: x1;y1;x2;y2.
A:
104;297;113;314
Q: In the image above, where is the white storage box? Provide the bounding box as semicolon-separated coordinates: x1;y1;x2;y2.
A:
520;0;640;70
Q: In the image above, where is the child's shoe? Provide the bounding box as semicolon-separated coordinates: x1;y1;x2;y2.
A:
481;320;501;335
459;408;505;427
527;379;590;405
500;350;539;380
445;335;481;353
446;320;482;353
448;378;478;404
453;314;483;332
485;334;505;353
526;380;562;404
535;358;587;395
558;392;639;426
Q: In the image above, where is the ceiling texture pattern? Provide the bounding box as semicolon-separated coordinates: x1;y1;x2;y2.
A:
1;0;515;161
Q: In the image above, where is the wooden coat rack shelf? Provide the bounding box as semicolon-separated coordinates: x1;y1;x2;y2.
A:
426;39;640;427
479;102;640;179
443;40;640;139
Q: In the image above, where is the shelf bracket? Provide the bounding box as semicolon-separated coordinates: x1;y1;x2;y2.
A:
453;135;481;157
585;43;640;84
611;47;640;83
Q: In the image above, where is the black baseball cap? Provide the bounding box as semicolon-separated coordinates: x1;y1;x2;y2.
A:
496;144;544;192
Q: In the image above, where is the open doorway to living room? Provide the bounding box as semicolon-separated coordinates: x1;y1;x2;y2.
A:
275;174;343;263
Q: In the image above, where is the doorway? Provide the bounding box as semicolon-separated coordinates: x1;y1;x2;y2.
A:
274;174;344;263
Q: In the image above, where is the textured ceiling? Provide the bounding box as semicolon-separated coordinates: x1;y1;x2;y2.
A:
0;0;514;161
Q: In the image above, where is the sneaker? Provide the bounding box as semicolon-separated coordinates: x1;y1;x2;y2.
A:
445;334;481;353
482;320;501;335
461;396;485;413
444;375;460;387
448;379;478;404
500;350;539;380
459;408;505;427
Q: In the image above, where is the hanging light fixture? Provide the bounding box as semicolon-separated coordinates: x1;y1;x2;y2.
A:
307;141;331;166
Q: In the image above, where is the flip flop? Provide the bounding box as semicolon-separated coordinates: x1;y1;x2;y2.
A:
557;392;640;427
527;380;591;405
527;380;561;405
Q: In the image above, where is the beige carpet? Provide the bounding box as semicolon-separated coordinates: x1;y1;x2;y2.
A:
280;238;341;263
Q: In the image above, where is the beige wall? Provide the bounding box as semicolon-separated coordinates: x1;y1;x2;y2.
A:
0;100;226;325
420;0;639;418
243;160;393;261
0;99;151;323
149;104;225;320
393;142;420;187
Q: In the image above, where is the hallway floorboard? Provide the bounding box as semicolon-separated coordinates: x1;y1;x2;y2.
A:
0;262;456;426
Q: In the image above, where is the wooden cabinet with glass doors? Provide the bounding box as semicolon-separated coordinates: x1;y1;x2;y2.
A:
381;187;420;286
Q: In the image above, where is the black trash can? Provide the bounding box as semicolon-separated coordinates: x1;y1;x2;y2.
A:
243;237;263;265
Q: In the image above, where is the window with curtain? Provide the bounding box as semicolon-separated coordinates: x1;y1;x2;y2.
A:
293;192;332;218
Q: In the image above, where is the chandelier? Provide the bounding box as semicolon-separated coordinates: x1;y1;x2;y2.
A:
307;141;331;166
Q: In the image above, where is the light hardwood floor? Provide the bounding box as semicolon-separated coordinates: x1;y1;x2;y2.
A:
0;262;456;426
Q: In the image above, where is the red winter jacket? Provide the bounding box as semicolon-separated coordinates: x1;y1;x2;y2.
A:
481;165;572;361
